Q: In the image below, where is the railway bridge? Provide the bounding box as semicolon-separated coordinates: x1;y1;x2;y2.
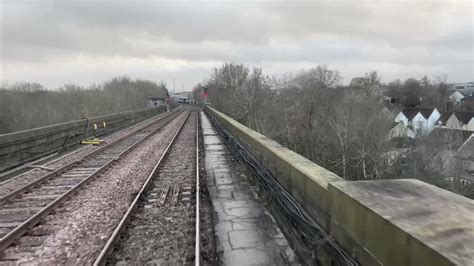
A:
0;105;472;265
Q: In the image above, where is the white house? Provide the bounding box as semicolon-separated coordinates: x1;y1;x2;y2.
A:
449;83;474;105
445;112;474;131
449;91;466;105
394;107;441;135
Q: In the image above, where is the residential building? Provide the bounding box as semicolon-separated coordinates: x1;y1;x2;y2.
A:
394;107;441;135
449;90;467;105
436;111;453;127
452;82;474;91
460;96;474;111
445;112;474;131
448;82;474;106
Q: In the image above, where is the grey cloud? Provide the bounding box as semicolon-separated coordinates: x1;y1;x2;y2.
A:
0;0;472;86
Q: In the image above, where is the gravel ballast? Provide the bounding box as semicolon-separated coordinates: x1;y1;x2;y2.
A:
109;112;197;265
12;112;189;265
0;111;175;196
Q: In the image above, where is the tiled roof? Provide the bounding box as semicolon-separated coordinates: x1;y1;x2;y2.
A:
453;112;474;124
401;107;436;120
438;111;453;125
458;88;474;97
461;96;474;102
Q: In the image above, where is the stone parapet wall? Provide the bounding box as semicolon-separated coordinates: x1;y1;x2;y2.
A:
205;105;474;266
0;106;167;172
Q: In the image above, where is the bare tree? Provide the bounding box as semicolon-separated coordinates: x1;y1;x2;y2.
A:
365;71;381;87
327;101;352;179
207;63;249;118
421;75;430;87
1;77;169;133
203;63;465;197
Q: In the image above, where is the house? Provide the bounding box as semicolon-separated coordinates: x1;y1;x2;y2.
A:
448;83;474;106
449;90;467;105
383;94;401;105
445;112;474;131
382;88;403;106
455;134;474;184
460;96;474;111
436;111;453;127
394;107;441;135
146;96;166;107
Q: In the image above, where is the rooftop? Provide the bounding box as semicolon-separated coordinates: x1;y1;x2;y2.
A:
453;111;474;124
438;111;454;125
401;107;437;120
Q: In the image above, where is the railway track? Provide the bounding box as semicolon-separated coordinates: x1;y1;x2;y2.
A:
0;108;174;186
94;111;200;265
0;110;183;254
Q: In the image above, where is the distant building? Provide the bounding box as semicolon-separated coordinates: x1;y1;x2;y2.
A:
448;82;474;106
394;107;441;135
445;112;474;131
436;111;453;127
171;91;195;104
171;93;189;104
452;82;474;91
383;94;401;105
449;90;466;105
146;96;166;107
460;96;474;111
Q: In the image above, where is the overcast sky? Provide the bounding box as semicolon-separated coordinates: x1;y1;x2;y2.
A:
0;0;473;91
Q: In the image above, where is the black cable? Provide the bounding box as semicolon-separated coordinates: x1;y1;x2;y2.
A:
207;111;358;266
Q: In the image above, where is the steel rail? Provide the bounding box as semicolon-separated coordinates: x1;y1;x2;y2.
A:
93;111;192;266
0;110;184;252
0;109;175;183
195;112;200;266
0;109;180;205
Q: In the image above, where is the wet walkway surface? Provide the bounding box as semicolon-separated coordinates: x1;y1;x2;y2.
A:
201;112;299;266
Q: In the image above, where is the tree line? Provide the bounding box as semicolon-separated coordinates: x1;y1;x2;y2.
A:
0;77;168;134
195;63;471;198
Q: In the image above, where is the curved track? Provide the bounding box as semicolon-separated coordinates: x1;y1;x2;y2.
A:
94;111;200;265
0;110;182;252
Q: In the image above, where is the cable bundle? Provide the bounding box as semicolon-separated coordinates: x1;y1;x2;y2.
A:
208;113;357;266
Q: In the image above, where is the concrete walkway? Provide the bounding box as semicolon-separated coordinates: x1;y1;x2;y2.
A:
201;112;298;266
